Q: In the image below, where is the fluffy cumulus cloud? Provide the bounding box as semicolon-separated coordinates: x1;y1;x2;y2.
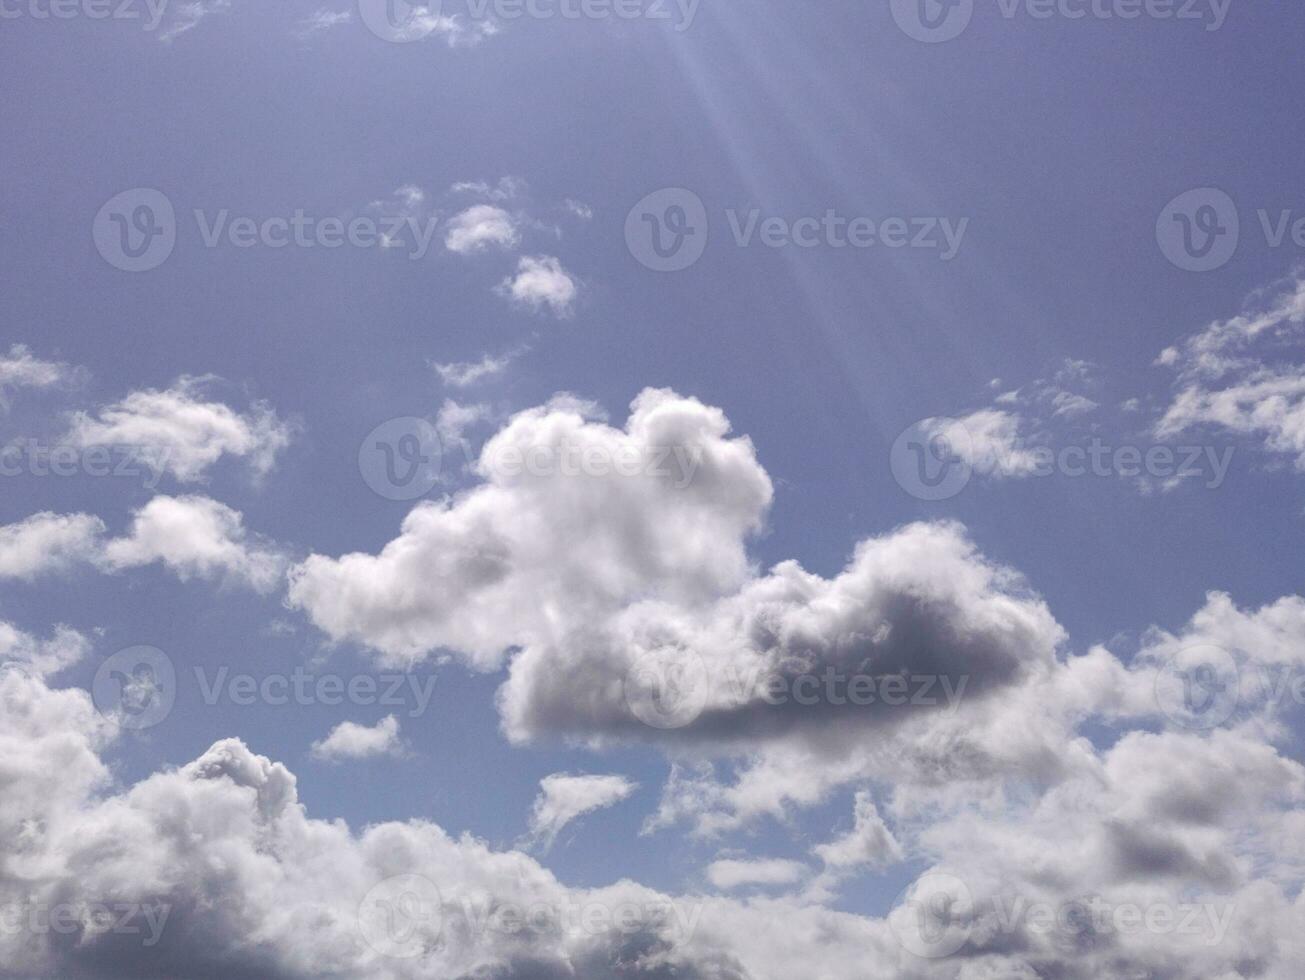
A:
0;496;283;592
100;494;287;592
526;774;638;851
498;256;579;317
444;205;521;254
0;621;90;678
311;716;404;762
62;376;294;484
1157;272;1305;470
6;660;1305;978
288;389;772;668
11;379;1305;975
0;512;105;580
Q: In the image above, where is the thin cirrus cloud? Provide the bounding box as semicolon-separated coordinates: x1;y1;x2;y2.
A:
1156;271;1305;470
0;344;80;411
432;345;527;388
525;773;638;851
369;178;582;317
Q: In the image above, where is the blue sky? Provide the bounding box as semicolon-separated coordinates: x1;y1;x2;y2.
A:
3;2;1305;978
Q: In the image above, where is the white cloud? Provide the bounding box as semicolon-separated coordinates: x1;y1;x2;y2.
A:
0;512;105;580
1157;273;1305;470
451;177;525;202
705;858;807;891
101;495;286;593
0;622;91;678
0;344;75;410
433;347;525;388
498;255;578;317
158;0;230;43
812;791;903;871
445;205;520;254
63;376;294;483
297;6;352;37
924;409;1042;478
311;716;403;761
527;773;638;850
288;389;771;668
7;584;1305;976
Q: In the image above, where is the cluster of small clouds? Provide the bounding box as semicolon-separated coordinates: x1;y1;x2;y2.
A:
0;369;292;592
370;178;583;317
11;268;1305;975
0;496;285;592
1156;271;1305;472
